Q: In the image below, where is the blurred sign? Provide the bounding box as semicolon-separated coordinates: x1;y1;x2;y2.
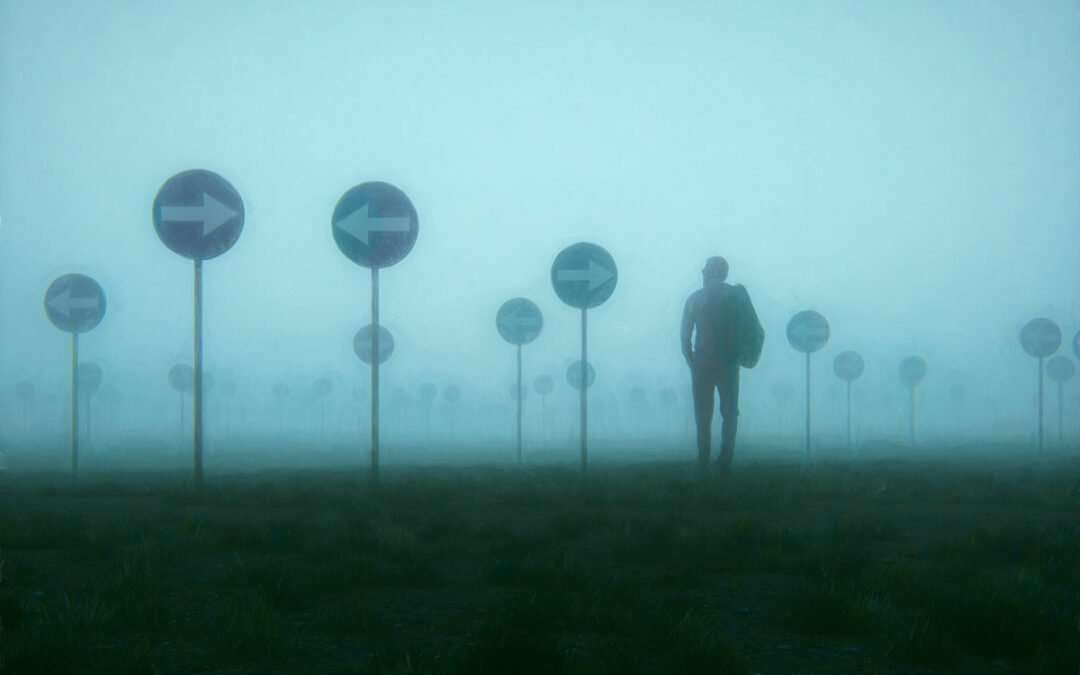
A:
444;384;461;403
354;325;395;364
419;382;437;401
566;360;596;390
832;351;865;382
44;274;106;333
332;182;418;268
534;375;554;396
551;243;618;309
77;362;103;393
153;169;244;260
312;377;333;398
1047;356;1076;383
496;298;543;345
169;364;194;393
786;311;829;353
899;356;927;388
1020;318;1061;358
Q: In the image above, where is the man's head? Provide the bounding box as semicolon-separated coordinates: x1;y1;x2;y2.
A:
702;256;728;283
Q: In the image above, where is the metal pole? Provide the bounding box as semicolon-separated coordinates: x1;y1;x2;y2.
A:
541;394;547;445
1059;380;1065;452
846;380;852;455
71;332;79;480
371;267;380;483
580;308;588;475
194;259;204;484
179;392;185;453
909;385;916;446
803;352;811;464
85;392;92;453
1037;356;1044;454
516;344;523;463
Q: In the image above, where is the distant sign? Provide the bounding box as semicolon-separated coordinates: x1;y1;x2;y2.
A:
496;298;543;345
419;382;437;401
551;243;618;309
1047;356;1076;383
1020;318;1061;358
152;169;244;260
77;362;103;393
786;311;829;353
353;325;395;364
15;380;34;401
44;274;106;334
534;375;554;396
566;360;596;390
832;351;865;382
272;383;289;400
332;182;418;269
899;356;927;388
313;377;333;398
444;384;461;403
168;364;194;393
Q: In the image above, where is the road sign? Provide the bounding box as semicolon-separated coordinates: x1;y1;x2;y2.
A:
152;169;244;260
15;380;34;401
1047;356;1075;383
534;375;554;396
786;311;830;353
551;243;618;309
832;351;864;382
169;364;194;392
1020;318;1061;358
332;182;418;269
354;325;395;365
510;383;528;401
44;274;106;333
77;362;103;393
898;356;927;388
496;298;543;345
566;360;595;390
444;384;461;403
419;382;437;401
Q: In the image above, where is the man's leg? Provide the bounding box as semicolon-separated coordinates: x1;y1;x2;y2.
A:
717;365;740;474
691;364;715;468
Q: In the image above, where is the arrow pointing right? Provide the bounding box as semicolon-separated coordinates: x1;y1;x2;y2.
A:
160;192;238;237
47;287;99;319
556;259;615;291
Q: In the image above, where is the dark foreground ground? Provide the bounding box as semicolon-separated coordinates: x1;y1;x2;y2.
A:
0;450;1078;674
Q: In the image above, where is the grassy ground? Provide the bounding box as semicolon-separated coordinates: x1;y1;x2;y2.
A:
0;451;1078;673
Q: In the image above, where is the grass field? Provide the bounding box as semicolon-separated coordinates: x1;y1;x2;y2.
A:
0;448;1078;674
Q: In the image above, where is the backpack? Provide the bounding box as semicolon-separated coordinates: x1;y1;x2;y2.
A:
715;284;764;368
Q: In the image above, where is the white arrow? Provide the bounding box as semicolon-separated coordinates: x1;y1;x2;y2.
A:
556;259;615;291
336;203;411;246
160;192;238;237
47;287;99;319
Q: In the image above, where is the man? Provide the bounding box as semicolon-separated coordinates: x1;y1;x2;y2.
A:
681;256;760;476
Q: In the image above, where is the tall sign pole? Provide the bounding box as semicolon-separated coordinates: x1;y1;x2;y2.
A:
898;356;927;445
551;243;617;475
44;274;106;480
333;182;419;483
496;298;543;463
1020;318;1061;455
1046;356;1075;452
153;169;245;485
832;351;864;456
786;310;829;465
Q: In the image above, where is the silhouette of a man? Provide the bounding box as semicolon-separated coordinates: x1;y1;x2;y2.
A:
681;256;750;475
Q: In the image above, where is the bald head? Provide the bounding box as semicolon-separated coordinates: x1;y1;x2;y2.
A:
703;256;729;282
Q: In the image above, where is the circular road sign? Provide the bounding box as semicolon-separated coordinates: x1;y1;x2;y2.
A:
1047;356;1076;383
312;377;333;398
833;351;865;382
78;362;103;393
354;325;395;365
152;169;244;260
786;311;830;354
332;182;418;269
168;364;194;393
566;360;596;390
272;383;289;400
444;384;461;403
551;242;618;310
899;356;927;388
534;374;554;396
419;382;437;401
44;274;106;334
15;380;34;401
1020;318;1061;358
496;298;543;345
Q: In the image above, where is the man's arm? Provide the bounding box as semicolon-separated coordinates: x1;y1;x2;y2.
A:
680;294;695;369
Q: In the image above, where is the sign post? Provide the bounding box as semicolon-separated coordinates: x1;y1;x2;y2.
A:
832;351;864;455
77;362;103;450
551;243;617;475
534;375;554;442
272;383;289;432
786;311;829;465
496;298;544;463
153;169;244;484
333;183;418;483
15;381;34;434
444;384;461;440
898;356;927;445
1020;318;1062;454
44;274;106;479
1046;356;1075;452
168;364;194;452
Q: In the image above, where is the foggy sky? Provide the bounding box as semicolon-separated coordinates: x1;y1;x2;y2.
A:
1;1;1078;449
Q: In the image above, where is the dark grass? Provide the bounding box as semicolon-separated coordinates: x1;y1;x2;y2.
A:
0;453;1078;673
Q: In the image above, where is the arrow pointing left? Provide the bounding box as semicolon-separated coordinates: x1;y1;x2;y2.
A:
161;192;238;237
337;203;412;246
47;287;99;319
